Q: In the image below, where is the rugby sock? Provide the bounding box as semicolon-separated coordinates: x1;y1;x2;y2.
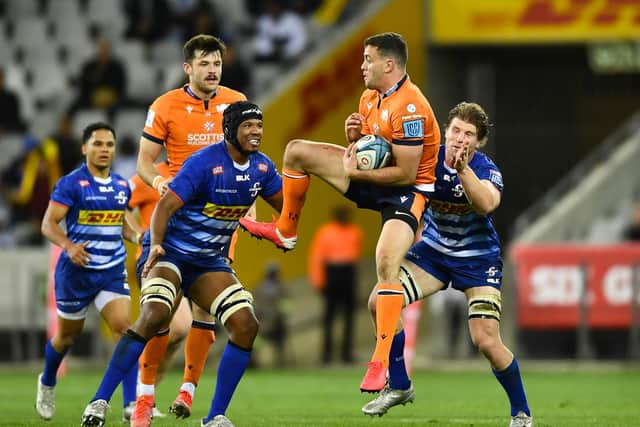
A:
276;168;310;237
122;360;138;407
493;357;531;417
371;283;405;367
138;329;170;392
92;330;146;403
204;341;251;422
388;330;411;390
183;320;216;389
41;340;67;386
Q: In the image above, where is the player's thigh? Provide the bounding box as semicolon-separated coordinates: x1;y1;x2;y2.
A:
375;219;415;281
188;271;243;317
367;260;446;309
286;139;351;193
169;297;192;340
191;300;215;322
100;295;132;337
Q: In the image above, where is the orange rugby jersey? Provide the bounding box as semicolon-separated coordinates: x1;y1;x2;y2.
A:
142;85;246;177
128;161;170;230
359;75;440;190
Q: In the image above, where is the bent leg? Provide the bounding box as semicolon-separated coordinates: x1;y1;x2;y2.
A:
277;139;351;237
466;286;531;418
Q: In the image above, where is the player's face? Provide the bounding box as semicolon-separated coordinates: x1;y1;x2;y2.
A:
83;129;116;172
235;118;263;155
444;117;479;161
185;49;223;96
361;45;387;91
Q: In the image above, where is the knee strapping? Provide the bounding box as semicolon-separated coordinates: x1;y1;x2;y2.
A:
468;293;502;321
210;283;254;324
399;265;424;306
140;277;177;311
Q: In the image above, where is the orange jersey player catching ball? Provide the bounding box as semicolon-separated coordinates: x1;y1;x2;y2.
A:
240;32;440;394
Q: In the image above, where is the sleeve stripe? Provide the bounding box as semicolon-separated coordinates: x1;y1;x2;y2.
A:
142;132;164;145
392;138;423;146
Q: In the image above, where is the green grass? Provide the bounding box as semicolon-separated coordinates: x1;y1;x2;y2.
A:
5;364;640;426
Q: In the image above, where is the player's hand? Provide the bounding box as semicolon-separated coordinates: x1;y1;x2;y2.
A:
342;143;358;176
453;141;470;172
344;113;364;143
66;241;91;267
142;244;165;278
153;176;171;196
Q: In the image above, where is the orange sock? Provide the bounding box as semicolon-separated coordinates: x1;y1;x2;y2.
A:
371;283;405;368
139;329;170;387
183;321;216;386
276;168;310;237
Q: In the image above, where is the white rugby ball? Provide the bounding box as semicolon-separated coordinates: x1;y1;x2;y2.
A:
355;134;391;170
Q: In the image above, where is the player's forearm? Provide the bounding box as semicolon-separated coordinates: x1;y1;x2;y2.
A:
137;160;160;188
42;222;73;252
457;167;500;214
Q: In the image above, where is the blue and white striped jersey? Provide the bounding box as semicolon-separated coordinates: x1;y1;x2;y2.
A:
50;163;131;270
421;146;503;258
164;142;281;259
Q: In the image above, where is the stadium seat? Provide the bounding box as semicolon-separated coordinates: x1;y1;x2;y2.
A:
4;0;41;19
71;109;108;137
114;108;146;141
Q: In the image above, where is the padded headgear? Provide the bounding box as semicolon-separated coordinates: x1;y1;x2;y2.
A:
223;101;263;151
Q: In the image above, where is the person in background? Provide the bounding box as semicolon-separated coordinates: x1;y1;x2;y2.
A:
308;205;363;364
35;122;139;422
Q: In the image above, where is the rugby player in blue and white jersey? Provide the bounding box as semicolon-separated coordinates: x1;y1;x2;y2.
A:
36;122;140;422
362;102;533;427
81;101;283;427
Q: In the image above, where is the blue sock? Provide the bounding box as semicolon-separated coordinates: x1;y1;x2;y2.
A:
121;357;139;407
388;330;411;390
204;341;251;423
42;340;67;387
92;331;146;403
493;357;530;416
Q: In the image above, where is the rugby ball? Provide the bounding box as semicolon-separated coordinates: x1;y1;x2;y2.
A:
355;134;391;170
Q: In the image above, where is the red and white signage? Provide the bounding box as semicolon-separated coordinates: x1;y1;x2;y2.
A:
510;244;640;329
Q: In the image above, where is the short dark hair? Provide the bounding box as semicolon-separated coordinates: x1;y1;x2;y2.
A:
364;32;407;69
183;34;226;63
82;122;116;144
446;102;491;144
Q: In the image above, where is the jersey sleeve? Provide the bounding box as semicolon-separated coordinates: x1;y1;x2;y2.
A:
50;174;75;207
142;96;170;144
258;156;283;198
390;100;431;146
475;156;504;194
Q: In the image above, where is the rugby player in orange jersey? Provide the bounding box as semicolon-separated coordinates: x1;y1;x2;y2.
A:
130;34;247;426
240;32;441;394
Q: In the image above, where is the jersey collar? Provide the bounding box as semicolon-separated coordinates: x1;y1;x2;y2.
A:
381;74;408;99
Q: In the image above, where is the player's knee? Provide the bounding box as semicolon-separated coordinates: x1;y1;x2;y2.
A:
210;283;254;326
375;257;398;283
399;264;423;306
226;308;259;345
367;291;377;315
109;320;131;338
140;277;177;311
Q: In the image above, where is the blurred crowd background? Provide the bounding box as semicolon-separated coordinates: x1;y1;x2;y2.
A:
1;0;639;367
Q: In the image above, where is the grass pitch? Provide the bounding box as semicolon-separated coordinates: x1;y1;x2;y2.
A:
5;363;640;426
